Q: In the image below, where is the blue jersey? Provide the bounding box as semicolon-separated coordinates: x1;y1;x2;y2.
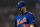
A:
15;12;35;27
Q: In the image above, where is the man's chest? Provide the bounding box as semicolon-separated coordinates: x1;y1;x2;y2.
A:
16;15;30;27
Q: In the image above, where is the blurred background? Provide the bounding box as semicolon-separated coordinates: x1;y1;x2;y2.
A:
0;0;40;27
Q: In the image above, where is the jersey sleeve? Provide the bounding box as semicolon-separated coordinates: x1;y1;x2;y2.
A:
29;14;35;25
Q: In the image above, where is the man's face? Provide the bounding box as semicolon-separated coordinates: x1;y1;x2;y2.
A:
18;7;24;13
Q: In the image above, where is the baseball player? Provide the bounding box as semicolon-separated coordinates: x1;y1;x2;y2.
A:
15;1;35;27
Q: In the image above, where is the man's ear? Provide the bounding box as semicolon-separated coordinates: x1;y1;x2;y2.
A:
21;7;24;10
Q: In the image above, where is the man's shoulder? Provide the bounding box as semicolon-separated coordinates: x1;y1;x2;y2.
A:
15;13;20;17
28;12;32;14
28;12;34;17
15;15;18;17
27;12;34;16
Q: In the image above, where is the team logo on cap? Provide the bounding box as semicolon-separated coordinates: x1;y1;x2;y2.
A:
18;2;20;5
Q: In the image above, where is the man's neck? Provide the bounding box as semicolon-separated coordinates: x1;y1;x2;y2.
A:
21;11;27;15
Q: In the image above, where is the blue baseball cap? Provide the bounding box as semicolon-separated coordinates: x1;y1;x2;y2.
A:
16;1;26;7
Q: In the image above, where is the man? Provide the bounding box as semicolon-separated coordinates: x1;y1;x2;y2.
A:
15;1;35;27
